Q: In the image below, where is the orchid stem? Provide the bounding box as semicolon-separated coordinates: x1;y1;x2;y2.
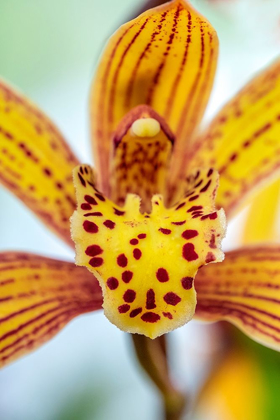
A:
131;334;187;420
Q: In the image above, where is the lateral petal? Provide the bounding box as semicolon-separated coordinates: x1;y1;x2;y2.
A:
195;245;280;351
0;80;79;246
189;58;280;218
0;252;102;368
90;0;218;193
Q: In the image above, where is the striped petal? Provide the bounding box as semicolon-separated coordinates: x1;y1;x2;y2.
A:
0;80;80;246
71;165;225;339
109;105;174;212
0;252;102;368
90;0;219;194
242;179;280;244
195;245;280;351
189;58;280;218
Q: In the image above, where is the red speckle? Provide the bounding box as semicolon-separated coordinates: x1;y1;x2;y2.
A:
181;277;193;290
183;243;198;261
187;206;203;213
118;304;130;313
122;271;133;283
164;292;181;306
123;289;136;303
133;249;142;260
84;212;103;217
81;203;92;210
89;257;103;267
113;208;125;216
78;173;86;186
85;195;98;205
130;308;142;318
207;168;213;177
189;195;199;202
83;220;98;233
182;230;198;240
141;312;161;323
138;233;146;239
117;254;128;267
44;168;52;177
163;312;173;319
103;220;115;229
130;239;139;245
172;221;186;226
159;228;171;235
95;193;105;201
107;277;119;290
146;289;156;310
206;252;216;263
85;245;103;256
200;180;211;193
156;268;169;283
175;202;185;210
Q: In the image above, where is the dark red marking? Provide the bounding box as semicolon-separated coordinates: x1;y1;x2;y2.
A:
85;245;103;257
182;230;198;240
207;168;213;177
181;277;193;290
81;203;92;211
122;271;133;283
138;233;147;239
130;308;142;318
103;220;115;229
159;228;171;235
172;221;186;226
176;202;186;210
189;195;199;202
84;212;103;217
83;220;98;233
146;289;156;310
123;289;136;303
187;206;203;213
130;239;139;245
113;208;125;216
183;243;199;261
117;254;128;267
163;312;173;319
133;249;142;260
206;252;216;263
78;173;86;187
95;193;105;201
44;168;52;177
164;292;181;306
156;268;169;283
85;195;98;205
118;304;130;314
200;180;211;193
141;312;161;323
89;257;103;267
107;277;119;290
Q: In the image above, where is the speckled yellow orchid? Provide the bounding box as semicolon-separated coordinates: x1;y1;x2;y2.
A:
1;0;280;369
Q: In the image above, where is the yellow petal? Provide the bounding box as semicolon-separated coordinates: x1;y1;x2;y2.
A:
109;105;174;212
189;58;280;219
0;80;80;246
195;245;280;351
242;179;280;244
0;252;102;368
90;0;219;193
71;165;225;339
196;348;265;420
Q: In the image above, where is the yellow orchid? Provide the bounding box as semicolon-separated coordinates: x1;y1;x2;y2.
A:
1;0;280;415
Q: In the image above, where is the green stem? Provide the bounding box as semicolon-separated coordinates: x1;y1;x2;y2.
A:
131;334;187;420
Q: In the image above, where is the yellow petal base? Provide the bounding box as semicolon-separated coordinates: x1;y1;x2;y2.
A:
71;165;225;338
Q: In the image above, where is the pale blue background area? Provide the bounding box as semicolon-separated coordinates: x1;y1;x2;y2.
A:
0;1;279;419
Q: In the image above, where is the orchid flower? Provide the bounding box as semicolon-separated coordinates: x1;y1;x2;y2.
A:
1;0;280;417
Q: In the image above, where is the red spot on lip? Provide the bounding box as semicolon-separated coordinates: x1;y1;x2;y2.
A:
182;230;198;240
85;195;98;205
175;202;185;210
189;195;199;202
183;243;199;261
83;220;98;233
130;308;142;318
164;292;181;306
206;252;216;263
123;289;136;303
133;248;142;260
118;304;130;314
85;245;103;257
130;239;139;245
81;203;92;211
141;312;161;323
122;271;133;283
113;208;125;216
156;268;169;283
181;277;193;290
89;257;103;267
172;221;186;226
138;233;146;239
163;312;173;319
107;277;119;290
117;254;128;267
95;193;105;201
187;206;202;213
159;228;171;235
146;289;156;309
103;220;115;229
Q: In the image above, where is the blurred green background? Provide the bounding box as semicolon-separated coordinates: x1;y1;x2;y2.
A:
0;0;279;419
